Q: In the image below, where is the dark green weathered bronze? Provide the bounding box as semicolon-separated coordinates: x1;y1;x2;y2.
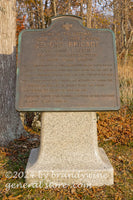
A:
16;15;120;111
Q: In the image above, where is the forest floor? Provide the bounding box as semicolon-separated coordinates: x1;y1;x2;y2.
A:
0;105;132;200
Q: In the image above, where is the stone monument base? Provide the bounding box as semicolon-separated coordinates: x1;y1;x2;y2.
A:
26;147;113;187
25;112;114;187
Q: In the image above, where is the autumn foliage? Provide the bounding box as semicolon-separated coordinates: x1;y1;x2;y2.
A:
16;15;26;46
97;106;133;146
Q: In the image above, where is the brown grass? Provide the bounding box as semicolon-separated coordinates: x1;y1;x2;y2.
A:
118;60;133;105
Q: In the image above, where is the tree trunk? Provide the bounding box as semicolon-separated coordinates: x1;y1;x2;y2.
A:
53;0;57;16
40;0;45;28
68;0;71;14
0;0;25;146
30;7;34;29
87;0;92;28
113;0;117;36
124;0;129;39
80;0;83;17
93;0;97;28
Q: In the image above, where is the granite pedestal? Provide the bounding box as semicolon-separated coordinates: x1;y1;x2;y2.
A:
25;112;113;187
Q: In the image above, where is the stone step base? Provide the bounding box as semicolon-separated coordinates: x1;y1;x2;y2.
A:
25;147;113;187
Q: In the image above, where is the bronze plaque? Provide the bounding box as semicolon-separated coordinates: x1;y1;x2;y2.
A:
16;15;120;111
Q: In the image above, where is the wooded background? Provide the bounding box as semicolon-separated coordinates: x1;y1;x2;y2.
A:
16;0;133;64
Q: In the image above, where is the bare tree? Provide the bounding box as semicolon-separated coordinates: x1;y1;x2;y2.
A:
0;0;25;146
53;0;57;16
80;0;83;17
87;0;92;28
40;0;45;28
68;0;71;14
